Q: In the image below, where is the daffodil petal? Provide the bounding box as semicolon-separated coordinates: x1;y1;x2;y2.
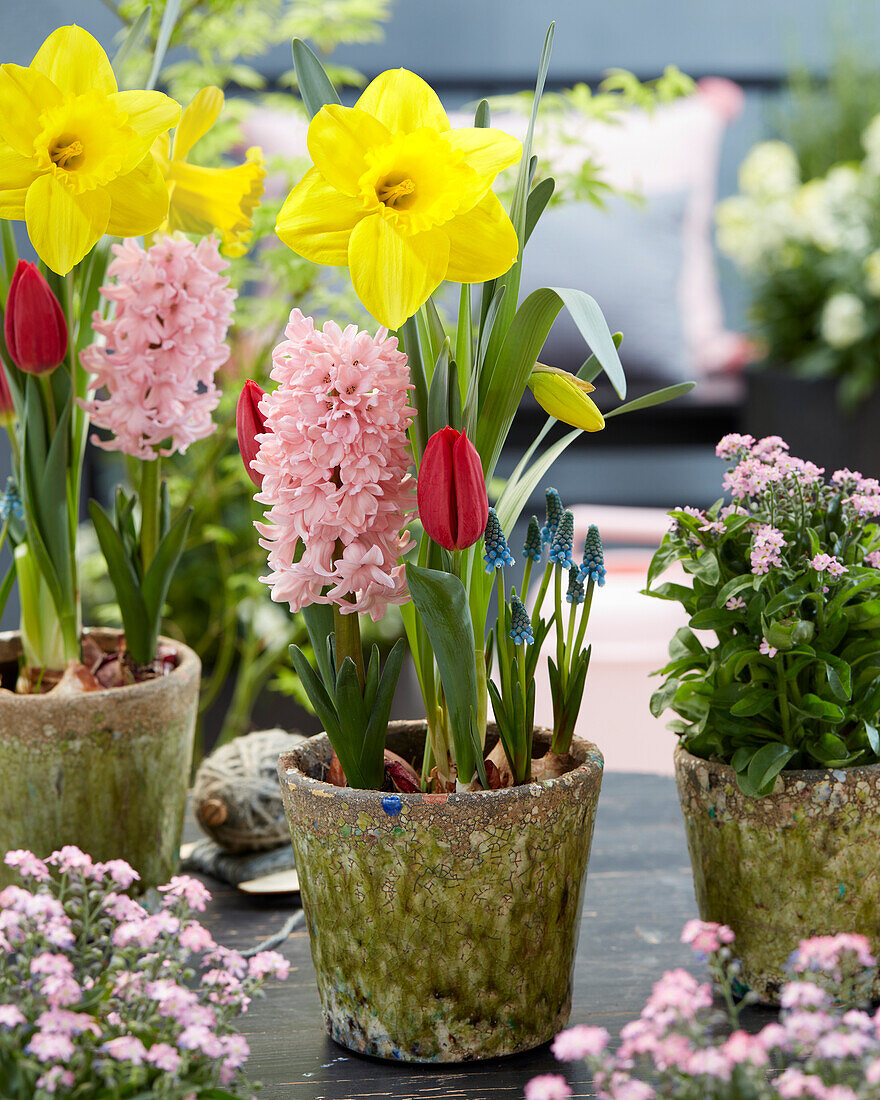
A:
276;166;364;265
111;91;181;143
25;173;109;275
308;105;391;197
172;86;224;161
105;155;169;238
32;25;117;97
348;215;449;330
443;127;522;181
0;64;61;158
166;154;264;241
355;69;450;134
444;191;519;283
0;144;39;215
528;373;605;432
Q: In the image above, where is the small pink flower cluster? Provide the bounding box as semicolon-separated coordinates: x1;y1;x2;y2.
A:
80;235;236;460
810;554;849;580
751;524;787;575
0;845;288;1095
720;434;827;503
254;309;416;621
529;920;880;1100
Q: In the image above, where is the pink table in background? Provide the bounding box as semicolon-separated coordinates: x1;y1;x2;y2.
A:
529;504;689;776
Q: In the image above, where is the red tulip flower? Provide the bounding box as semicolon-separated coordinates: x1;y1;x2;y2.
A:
4;261;67;375
417;426;488;551
237;379;268;486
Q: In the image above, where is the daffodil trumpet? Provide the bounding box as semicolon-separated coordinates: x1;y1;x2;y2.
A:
527;364;605;432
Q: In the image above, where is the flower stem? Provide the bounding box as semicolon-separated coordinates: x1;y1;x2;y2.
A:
333;604;365;690
140;456;161;575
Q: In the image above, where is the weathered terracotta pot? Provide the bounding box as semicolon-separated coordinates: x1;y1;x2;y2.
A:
277;721;604;1062
0;629;200;890
675;744;880;1001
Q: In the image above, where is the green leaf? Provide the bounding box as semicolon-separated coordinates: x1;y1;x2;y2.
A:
289;644;341;744
301;603;335;688
604;381;696;418
669;627;705;660
112;6;151;71
809;732;856;767
524;176;555;246
474;99;490;128
139;507;192;662
865;720;879;754
426;339;451;437
292;38;342;118
494;427;578;536
794;694;846;723
717;575;756;606
360;638;406;783
824;655;852;702
729;689;777;717
681;550;720;585
748;743;796;793
400;315;430;456
88;500;151;659
689;607;737;631
146;0;183;90
0;562;15;623
406;562;480;781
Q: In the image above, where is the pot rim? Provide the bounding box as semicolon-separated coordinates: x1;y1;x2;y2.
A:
278;721;604;806
674;741;880;786
0;627;200;705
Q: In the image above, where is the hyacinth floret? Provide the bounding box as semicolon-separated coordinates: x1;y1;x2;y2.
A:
523;515;543;561
548;510;575;569
541;488;564;545
508;594;534;645
80;236;235;459
566;568;585;605
254;309;415;622
483;508;515;572
578;525;606;587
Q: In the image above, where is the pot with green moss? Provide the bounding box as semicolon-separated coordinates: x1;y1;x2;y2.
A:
675;745;880;1001
277;720;604;1062
0;628;200;891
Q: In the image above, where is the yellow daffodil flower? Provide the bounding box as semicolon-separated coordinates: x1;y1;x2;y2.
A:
276;68;522;329
153;86;266;258
0;25;180;275
528;364;605;432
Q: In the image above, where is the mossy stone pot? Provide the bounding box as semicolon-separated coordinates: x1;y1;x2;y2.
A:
675;744;880;1001
277;722;604;1062
0;629;200;891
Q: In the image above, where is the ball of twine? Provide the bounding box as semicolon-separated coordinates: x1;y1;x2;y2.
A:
192;728;306;853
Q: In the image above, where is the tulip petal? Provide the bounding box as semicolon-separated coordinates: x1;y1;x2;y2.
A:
355;69;450;134
111;90;181;144
444;192;519;283
172;86;224;161
307;105;391;197
24;174;109;276
450;429;489;548
32;25;117;97
0;144;39;217
276;166;364;265
442;127;522;181
417;427;457;550
348;215;449;331
105;155;169;238
0;64;61;158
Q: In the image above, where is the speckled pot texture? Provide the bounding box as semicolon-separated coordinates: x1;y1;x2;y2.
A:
0;629;200;891
277;722;604;1062
675;744;880;1002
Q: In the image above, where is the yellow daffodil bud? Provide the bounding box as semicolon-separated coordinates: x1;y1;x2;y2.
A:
527;364;605;432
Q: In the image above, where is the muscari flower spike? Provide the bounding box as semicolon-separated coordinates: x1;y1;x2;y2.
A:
548;509;575;570
483;507;515;572
566;567;585;605
578;524;606;587
541;487;564;545
523;515;543;561
0;479;23;525
508;593;534;645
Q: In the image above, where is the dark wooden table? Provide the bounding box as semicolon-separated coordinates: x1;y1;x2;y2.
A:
196;772;766;1099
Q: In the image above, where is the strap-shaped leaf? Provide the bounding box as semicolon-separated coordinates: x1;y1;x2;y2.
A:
113;6;152;70
0;560;15;622
426;340;450;438
400;315;429;458
140;507;192;661
524;176;555;246
146;0;183;90
604;381;696;419
360;638;406;784
406;562;479;782
474;99;490;128
89;499;152;660
363;644;380;716
301;603;335;688
289;644;341;744
292;38;341;118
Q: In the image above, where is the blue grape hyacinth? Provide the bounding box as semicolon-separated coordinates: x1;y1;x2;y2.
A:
483;508;515;572
523;515;543;562
508;593;534;645
578;524;606;587
548;510;575;570
566;567;585;605
541;488;563;545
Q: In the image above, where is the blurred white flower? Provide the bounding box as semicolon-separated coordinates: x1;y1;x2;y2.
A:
738;141;801;197
820;292;867;349
865;250;880;297
716;194;799;271
794;170;872;254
